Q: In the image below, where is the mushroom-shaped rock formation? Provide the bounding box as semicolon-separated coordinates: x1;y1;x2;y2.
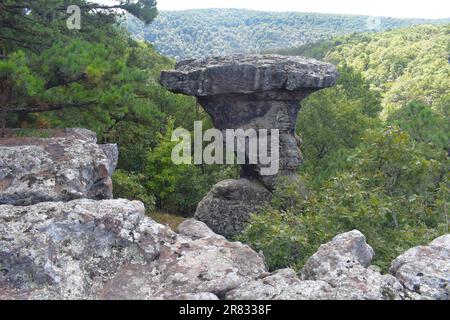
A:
160;55;338;237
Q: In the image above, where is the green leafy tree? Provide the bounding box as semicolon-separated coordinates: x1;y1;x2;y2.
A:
112;169;156;211
298;65;381;181
388;100;449;151
0;0;158;135
240;127;448;271
144;118;236;215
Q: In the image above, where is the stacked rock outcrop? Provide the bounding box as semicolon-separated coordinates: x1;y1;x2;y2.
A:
160;55;338;236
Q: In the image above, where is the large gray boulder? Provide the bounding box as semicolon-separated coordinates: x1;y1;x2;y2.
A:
161;54;337;97
0;201;267;300
0;129;118;206
160;55;338;237
194;179;272;238
0;199;169;299
301;230;405;300
226;268;334;300
99;221;267;300
226;231;417;300
390;234;450;300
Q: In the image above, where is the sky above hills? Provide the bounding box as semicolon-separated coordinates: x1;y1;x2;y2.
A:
157;0;448;19
95;0;450;19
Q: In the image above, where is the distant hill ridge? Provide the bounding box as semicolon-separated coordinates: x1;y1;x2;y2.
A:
126;8;450;60
272;24;450;116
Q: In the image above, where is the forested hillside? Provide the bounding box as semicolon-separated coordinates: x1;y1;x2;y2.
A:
273;25;450;117
126;9;449;60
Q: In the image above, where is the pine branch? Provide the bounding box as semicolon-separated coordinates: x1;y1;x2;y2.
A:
8;101;97;114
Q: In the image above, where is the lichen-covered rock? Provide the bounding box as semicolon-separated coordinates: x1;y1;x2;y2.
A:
177;218;219;239
302;230;375;276
0;200;267;300
0;199;175;299
99;234;267;300
194;179;272;238
0;129;118;205
390;235;450;300
301;230;405;300
159;292;220;300
1;199;447;301
99;144;119;177
63;128;98;143
225;268;334;300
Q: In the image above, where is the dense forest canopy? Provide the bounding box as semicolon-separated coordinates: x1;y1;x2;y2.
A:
126;8;450;60
0;0;158;131
273;25;450;118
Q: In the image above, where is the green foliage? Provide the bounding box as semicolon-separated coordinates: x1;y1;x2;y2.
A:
3;3;448;270
118;0;157;24
242;26;449;272
112;169;156;211
0;1;233;216
126;9;448;60
298;65;381;181
326;25;450;116
0;0;160;129
388;100;449;151
240;128;448;272
267;39;343;60
144;119;237;215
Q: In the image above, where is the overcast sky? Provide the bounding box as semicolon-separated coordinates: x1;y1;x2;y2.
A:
97;0;449;19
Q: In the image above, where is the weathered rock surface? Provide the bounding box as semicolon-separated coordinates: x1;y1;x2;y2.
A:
390;235;450;300
0;199;173;299
226;268;334;300
160;55;338;97
227;231;427;300
160;54;338;237
0;201;267;300
177;218;219;239
100;228;267;300
301;230;405;300
1;200;448;300
0;129;117;206
194;179;272;237
2;127;447;300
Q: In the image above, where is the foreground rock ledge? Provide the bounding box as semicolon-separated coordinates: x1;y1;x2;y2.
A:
1;198;448;300
160;54;338;237
390;234;450;300
0;201;267;300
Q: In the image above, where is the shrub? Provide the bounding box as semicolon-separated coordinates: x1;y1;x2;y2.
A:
112;169;156;212
239;127;448;272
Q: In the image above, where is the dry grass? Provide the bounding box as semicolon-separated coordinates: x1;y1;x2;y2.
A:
149;211;187;230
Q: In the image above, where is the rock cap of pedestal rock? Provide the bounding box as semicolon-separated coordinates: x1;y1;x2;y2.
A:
160;54;338;97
